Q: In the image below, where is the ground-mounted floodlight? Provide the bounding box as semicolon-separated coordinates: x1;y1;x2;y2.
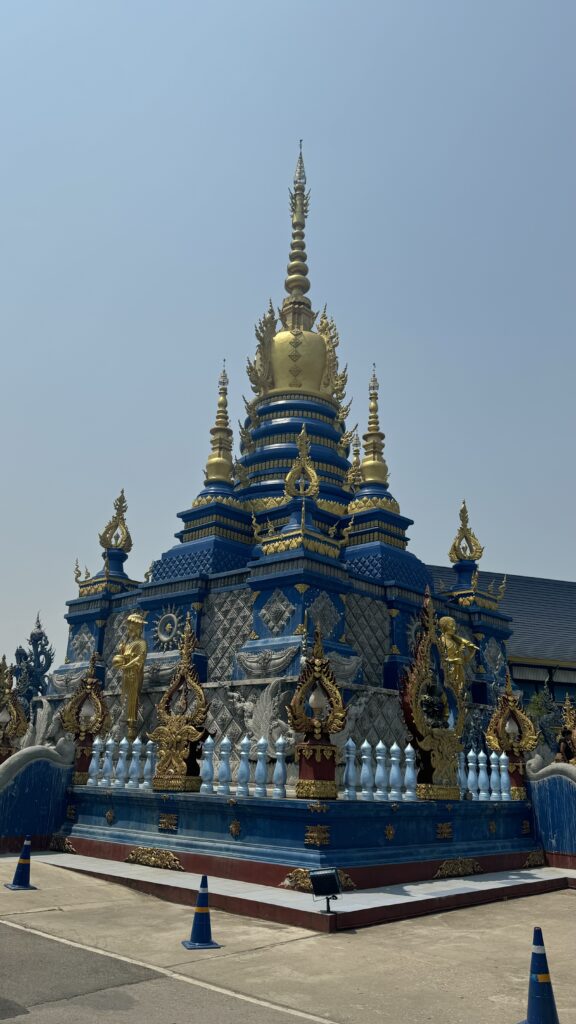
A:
309;868;341;914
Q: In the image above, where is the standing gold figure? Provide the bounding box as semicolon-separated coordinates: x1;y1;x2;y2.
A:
438;616;478;694
112;613;147;741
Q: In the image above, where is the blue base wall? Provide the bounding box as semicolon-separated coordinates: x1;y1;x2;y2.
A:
0;760;72;848
530;776;576;859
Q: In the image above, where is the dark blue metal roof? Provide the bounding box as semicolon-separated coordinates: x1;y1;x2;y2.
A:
428;566;576;665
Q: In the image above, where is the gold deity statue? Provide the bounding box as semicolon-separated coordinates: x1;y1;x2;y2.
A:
438;616;478;695
112;612;147;741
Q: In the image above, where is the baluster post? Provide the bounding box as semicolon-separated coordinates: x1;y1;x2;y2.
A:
389;742;403;800
200;736;215;794
112;737;129;788
477;749;490;801
344;738;357;800
87;736;103;787
457;751;467;798
236;735;251;797
254;737;268;797
217;736;232;796
99;737;116;788
360;739;374;801
273;736;287;799
139;740;154;790
467;748;479;800
499;752;511;801
403;743;417;801
374;741;389;801
489;751;501;801
126;737;142;789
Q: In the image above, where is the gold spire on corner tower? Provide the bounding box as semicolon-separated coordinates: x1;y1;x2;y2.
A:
346;430;363;490
281;141;314;332
448;500;484;564
204;361;234;485
360;366;389;486
99;490;133;553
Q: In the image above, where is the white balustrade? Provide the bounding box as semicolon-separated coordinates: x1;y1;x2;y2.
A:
403;743;417;801
200;736;215;794
389;742;403;800
254;737;268;797
217;735;232;796
272;735;287;799
467;748;479;800
344;738;357;800
112;737;130;788
489;751;501;801
140;740;154;790
99;737;116;787
236;735;251;797
374;741;389;801
126;737;142;789
499;751;511;801
87;737;102;787
360;739;375;800
477;750;490;801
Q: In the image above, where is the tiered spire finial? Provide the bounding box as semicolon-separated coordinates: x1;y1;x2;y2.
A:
98;490;133;553
360;366;389;486
448;500;484;564
204;361;234;485
281;142;314;331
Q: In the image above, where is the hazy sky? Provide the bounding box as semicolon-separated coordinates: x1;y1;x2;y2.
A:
1;1;574;663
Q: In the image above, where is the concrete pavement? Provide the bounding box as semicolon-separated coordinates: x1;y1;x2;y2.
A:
0;857;575;1023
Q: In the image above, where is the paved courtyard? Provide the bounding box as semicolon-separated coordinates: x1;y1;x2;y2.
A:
0;859;574;1023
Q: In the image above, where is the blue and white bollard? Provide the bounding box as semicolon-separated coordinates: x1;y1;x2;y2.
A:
217;736;232;796
344;738;357;800
374;741;389;801
99;737;116;788
140;740;154;790
360;739;375;801
467;748;479;800
403;743;417;801
272;736;287;799
236;735;251;797
389;742;403;800
499;751;512;801
254;737;268;798
200;736;215;794
87;737;102;787
113;737;130;788
126;737;142;789
477;749;490;801
489;751;501;801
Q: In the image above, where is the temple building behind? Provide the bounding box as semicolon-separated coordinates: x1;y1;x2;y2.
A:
50;148;576;744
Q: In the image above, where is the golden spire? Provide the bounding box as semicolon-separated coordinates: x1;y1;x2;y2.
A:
360;366;389;486
284;425;320;500
281;142;315;332
204;362;234;485
99;490;133;553
448;500;484;564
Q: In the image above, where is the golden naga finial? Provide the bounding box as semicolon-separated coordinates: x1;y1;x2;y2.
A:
284;425;320;500
281;142;314;332
360;365;390;487
99;489;133;554
448;500;484;564
74;558;81;584
204;362;234;485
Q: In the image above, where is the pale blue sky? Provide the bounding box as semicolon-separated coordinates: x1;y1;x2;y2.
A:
1;1;574;662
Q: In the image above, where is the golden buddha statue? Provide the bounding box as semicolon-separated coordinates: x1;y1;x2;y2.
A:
112;612;147;741
438;616;478;694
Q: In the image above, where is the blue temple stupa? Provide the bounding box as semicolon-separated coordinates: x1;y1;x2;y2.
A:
52;147;513;746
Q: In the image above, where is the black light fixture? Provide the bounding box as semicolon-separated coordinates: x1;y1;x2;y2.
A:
309;868;341;913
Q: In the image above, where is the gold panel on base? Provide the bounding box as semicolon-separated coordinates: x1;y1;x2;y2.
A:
416;784;461;801
510;786;527;801
73;771;89;786
152;775;201;793
295;779;338;799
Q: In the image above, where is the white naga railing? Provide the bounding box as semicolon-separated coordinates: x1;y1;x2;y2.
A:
84;735;513;802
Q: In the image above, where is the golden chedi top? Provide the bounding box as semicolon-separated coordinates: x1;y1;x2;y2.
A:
448;500;484;564
98;490;132;554
360;366;390;486
204;363;234;485
246;144;343;403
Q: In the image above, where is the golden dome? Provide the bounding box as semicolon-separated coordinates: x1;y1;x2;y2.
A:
269;327;327;396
